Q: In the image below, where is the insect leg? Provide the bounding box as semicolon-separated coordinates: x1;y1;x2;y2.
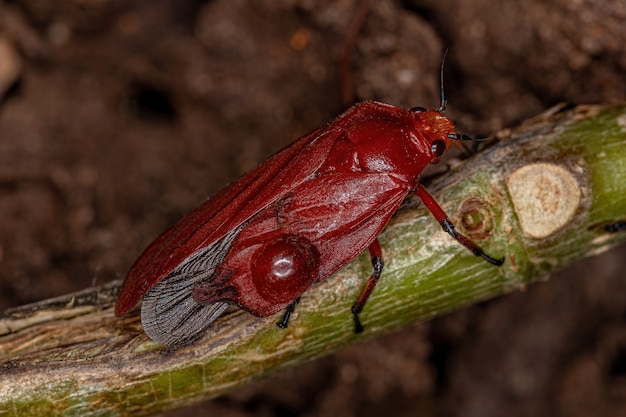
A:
276;297;300;329
415;185;504;266
351;239;385;334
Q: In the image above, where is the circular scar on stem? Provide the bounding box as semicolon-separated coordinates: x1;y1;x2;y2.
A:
506;163;581;239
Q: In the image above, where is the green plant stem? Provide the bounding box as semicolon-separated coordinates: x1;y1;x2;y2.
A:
1;104;625;416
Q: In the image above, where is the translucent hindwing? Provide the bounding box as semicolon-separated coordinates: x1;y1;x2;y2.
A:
141;226;242;346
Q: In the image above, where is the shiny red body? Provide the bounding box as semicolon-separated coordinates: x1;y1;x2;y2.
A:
116;101;472;345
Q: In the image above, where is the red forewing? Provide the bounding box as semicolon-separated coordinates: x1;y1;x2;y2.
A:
116;115;350;316
275;172;408;278
200;171;410;321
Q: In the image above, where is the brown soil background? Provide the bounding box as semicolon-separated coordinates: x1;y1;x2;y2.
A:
1;1;625;416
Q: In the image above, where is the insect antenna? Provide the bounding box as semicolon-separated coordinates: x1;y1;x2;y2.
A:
436;49;449;112
448;133;489;142
436;50;490;145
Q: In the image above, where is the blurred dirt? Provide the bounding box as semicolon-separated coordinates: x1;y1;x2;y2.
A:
0;0;625;416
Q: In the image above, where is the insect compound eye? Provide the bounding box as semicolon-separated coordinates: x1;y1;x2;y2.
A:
431;140;447;158
251;235;319;305
410;106;427;114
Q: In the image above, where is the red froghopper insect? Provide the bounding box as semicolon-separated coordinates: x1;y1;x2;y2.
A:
115;82;504;346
